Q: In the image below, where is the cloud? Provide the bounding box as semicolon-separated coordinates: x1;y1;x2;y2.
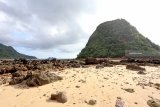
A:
0;0;95;56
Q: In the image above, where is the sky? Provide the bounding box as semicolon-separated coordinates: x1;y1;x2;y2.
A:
0;0;160;59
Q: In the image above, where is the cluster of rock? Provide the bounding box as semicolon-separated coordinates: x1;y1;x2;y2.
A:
0;57;160;86
121;58;160;65
9;70;62;87
0;58;66;86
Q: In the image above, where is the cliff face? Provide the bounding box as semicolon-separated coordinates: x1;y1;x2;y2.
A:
78;19;160;58
0;43;36;59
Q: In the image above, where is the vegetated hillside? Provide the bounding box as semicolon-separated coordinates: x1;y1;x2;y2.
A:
78;19;160;58
0;43;36;59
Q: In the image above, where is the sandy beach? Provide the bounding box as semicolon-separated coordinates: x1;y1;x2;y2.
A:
0;65;160;107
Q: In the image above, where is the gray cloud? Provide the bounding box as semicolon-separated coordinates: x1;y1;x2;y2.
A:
0;0;95;53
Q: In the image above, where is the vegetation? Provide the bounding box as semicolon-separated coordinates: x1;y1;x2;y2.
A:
78;19;160;58
0;43;36;59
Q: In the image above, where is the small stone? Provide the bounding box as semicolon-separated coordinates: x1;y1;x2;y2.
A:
86;99;97;105
50;92;67;103
137;71;146;75
134;102;138;104
75;86;80;88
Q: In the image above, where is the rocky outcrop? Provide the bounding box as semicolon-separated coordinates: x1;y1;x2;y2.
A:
26;71;63;87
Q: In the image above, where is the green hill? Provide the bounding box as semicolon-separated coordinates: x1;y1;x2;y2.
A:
0;43;36;59
78;19;160;58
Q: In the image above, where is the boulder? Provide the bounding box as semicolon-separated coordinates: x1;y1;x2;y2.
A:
26;71;62;87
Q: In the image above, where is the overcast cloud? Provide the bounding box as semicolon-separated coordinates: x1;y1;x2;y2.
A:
0;0;95;58
0;0;160;58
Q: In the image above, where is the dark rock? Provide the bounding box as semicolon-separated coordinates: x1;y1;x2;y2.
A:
149;82;160;90
78;79;86;83
134;102;138;104
0;69;5;74
50;92;67;103
9;76;24;85
126;64;146;71
86;99;97;105
11;71;22;77
71;63;81;68
147;99;160;107
75;85;80;88
85;58;99;65
96;64;104;69
137;71;146;75
122;88;135;93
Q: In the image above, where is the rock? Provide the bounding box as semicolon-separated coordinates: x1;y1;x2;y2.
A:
147;99;160;107
78;79;86;83
0;66;17;74
86;99;97;105
0;81;2;85
75;85;80;88
71;63;81;68
0;69;4;74
9;76;24;85
126;64;145;71
26;71;62;87
115;97;124;107
50;92;67;103
85;58;99;65
11;71;22;77
137;71;146;75
134;102;138;104
149;82;160;90
96;64;104;69
122;88;135;93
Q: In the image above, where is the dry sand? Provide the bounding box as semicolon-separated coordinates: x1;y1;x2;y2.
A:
0;65;160;107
